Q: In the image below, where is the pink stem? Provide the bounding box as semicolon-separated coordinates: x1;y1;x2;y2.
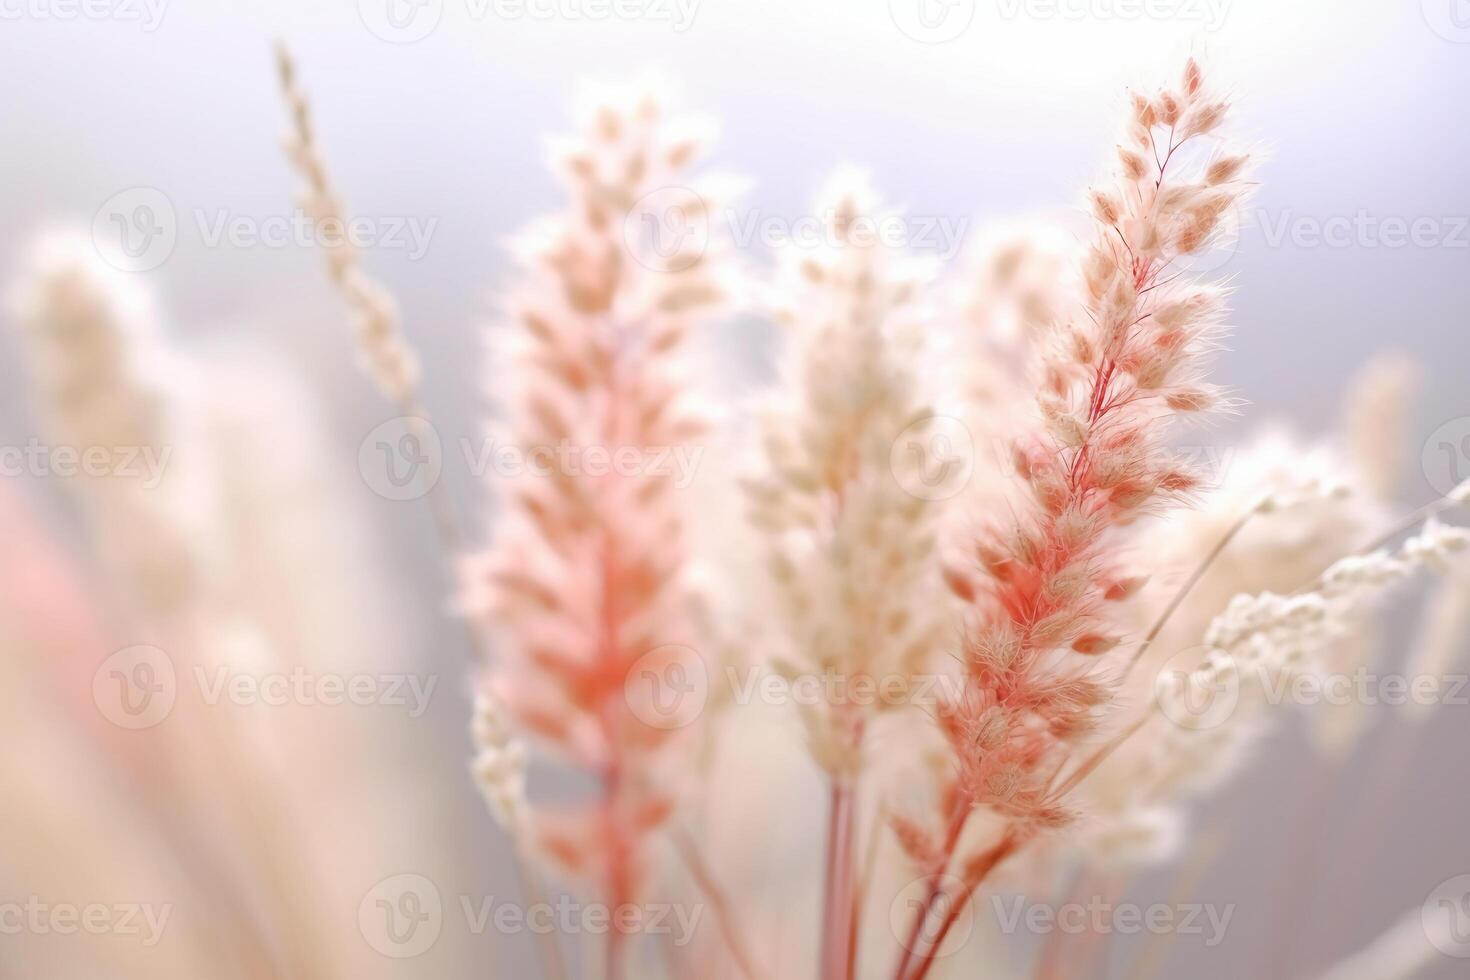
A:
819;777;858;980
892;799;973;980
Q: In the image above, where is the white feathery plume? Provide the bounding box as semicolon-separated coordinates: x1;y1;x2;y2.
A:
1402;547;1470;722
473;689;530;835
745;168;951;776
1343;353;1418;502
1144;518;1470;806
939;227;1074;510
8;231;214;613
6;236;404;978
744;170;958;980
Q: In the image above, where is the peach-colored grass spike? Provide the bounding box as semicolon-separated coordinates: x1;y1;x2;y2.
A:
463;77;731;979
894;59;1254;980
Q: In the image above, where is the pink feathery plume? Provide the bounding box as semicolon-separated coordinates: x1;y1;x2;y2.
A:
462;79;731;970
893;59;1253;980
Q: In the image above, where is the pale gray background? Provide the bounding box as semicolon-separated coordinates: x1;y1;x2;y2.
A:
1;1;1468;977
